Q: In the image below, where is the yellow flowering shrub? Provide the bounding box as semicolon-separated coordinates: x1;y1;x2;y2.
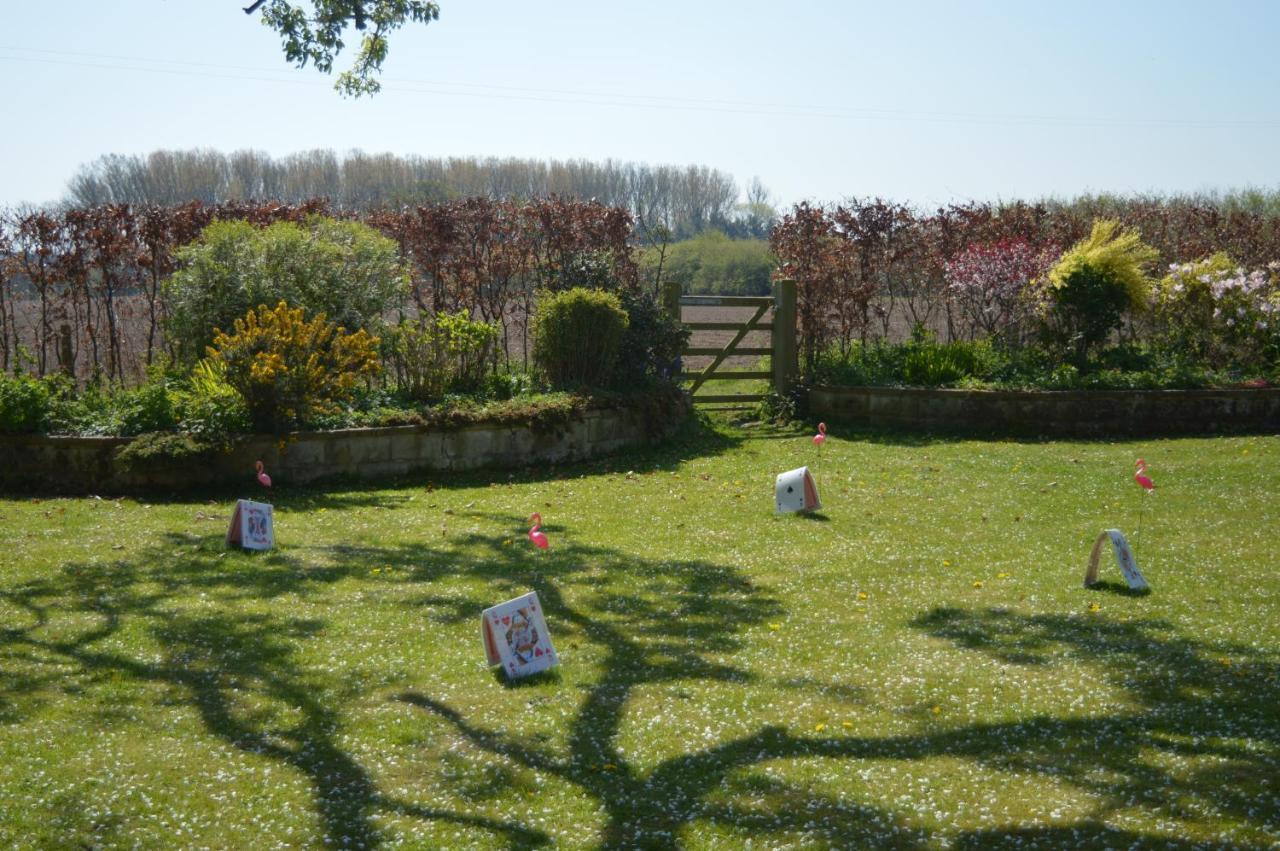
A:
207;301;380;432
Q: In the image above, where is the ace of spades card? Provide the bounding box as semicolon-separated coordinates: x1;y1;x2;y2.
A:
225;499;275;551
481;591;559;679
775;466;822;514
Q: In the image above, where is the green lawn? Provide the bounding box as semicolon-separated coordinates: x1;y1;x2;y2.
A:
1;417;1277;849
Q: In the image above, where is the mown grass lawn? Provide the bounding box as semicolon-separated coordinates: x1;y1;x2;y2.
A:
1;416;1277;849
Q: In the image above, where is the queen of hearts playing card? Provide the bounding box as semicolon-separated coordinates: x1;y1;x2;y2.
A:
481;591;558;679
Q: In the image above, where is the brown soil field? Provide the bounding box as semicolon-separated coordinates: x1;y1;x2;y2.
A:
678;304;775;371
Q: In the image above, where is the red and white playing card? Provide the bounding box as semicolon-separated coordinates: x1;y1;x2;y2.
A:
225;499;274;551
481;591;558;678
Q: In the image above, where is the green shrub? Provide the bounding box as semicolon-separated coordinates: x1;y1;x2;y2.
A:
811;341;908;387
383;311;499;401
1042;220;1158;367
811;337;1266;392
902;339;993;386
612;289;690;387
114;376;180;436
0;373;55;434
532;288;629;389
115;431;221;471
174;359;252;440
207;301;382;433
164;216;409;363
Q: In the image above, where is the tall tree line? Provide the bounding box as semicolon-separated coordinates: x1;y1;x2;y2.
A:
66;150;775;240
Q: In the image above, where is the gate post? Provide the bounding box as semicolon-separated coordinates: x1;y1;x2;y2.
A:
662;278;681;319
772;278;797;395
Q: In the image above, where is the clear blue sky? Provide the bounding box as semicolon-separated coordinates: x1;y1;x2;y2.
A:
3;0;1279;208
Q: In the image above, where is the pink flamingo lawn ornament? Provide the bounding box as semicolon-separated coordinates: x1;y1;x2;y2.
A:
1132;458;1155;540
527;513;549;550
1134;459;1155;492
255;460;272;488
813;422;827;467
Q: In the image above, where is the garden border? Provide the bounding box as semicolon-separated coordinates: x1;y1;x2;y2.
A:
809;385;1280;437
0;392;691;494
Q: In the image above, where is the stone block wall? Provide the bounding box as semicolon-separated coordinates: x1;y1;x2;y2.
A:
0;395;690;494
809;386;1280;437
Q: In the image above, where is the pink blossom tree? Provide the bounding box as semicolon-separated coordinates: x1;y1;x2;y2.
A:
944;239;1058;344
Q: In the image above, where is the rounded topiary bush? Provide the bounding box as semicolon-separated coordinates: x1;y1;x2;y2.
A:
532;288;629;390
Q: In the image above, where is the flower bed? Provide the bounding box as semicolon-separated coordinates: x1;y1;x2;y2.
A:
0;388;690;494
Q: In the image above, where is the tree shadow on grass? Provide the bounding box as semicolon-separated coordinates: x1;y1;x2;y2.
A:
393;548;1279;847
0;541;564;848
2;513;825;847
4;522;1279;847
910;606;1280;842
816;420;1202;449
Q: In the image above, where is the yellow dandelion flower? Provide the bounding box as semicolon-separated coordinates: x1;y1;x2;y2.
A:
814;723;826;732
972;580;983;589
997;572;1011;579
1088;601;1101;612
768;622;782;631
857;591;869;601
841;720;853;729
931;705;942;715
943;560;952;567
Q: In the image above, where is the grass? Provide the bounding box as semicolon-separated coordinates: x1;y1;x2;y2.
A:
1;415;1278;848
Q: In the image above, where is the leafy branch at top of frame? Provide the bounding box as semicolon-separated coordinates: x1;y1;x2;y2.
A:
248;0;440;97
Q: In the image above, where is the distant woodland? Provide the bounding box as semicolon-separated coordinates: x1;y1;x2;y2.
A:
66;149;779;242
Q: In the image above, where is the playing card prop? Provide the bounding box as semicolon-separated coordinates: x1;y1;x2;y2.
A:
226;499;274;551
1084;529;1149;591
775;466;821;514
481;591;558;679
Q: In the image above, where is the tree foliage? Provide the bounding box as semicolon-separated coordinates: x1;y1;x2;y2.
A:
644;231;775;296
165;215;408;363
250;0;439;96
945;239;1058;343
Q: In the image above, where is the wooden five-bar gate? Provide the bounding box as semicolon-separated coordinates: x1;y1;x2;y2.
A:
663;278;797;410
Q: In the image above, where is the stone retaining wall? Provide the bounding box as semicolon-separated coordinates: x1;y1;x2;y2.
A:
0;395;690;494
809;386;1280;437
